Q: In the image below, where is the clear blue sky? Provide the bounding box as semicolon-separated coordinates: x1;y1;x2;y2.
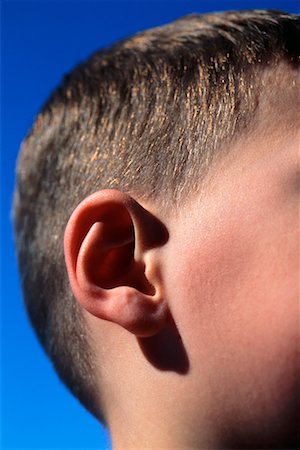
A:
2;1;299;449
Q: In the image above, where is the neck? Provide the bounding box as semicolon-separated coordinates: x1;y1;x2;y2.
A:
108;399;214;450
100;327;217;449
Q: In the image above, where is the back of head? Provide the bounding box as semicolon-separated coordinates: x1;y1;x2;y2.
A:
13;10;299;421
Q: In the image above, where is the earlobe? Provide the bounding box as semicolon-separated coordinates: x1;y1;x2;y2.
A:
64;189;169;337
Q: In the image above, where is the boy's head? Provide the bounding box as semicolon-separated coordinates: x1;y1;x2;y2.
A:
14;10;299;448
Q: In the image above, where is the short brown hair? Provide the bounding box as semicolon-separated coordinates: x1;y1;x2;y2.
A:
13;10;299;421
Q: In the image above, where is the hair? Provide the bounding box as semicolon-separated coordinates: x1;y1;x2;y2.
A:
13;10;299;422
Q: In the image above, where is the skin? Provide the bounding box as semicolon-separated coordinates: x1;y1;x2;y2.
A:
160;124;299;448
67;69;299;449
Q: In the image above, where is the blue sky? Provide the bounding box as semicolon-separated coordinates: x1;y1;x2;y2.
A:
2;1;299;448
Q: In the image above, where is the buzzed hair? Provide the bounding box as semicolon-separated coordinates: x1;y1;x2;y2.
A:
13;10;299;421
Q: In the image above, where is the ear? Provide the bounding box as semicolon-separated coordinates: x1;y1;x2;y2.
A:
64;189;169;337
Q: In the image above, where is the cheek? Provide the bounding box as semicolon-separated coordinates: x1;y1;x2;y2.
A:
164;199;299;435
167;211;298;353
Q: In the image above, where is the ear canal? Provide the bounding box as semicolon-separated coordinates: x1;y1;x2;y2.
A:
77;222;158;300
77;220;135;289
76;210;156;297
